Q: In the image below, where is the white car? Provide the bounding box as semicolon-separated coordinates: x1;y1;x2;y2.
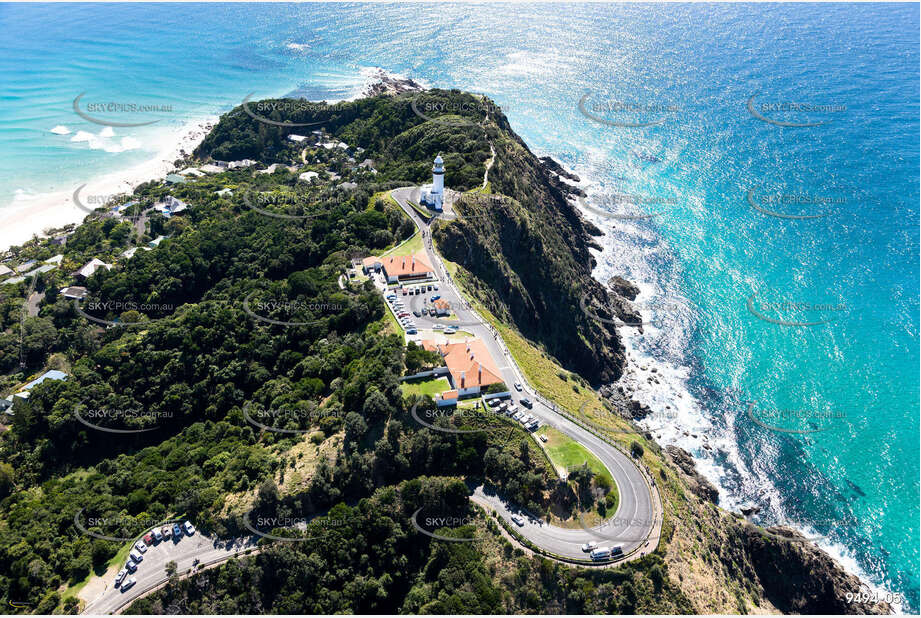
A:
444;328;457;335
114;569;128;586
134;540;147;553
433;324;444;331
581;541;598;552
514;382;522;391
121;576;137;591
184;521;195;535
128;550;143;563
511;515;525;526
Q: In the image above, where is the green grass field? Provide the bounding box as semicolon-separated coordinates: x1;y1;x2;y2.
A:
537;425;614;489
400;376;451;398
380;231;424;258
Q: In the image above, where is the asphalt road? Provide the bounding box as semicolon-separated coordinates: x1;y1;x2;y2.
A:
82;531;257;615
390;187;662;563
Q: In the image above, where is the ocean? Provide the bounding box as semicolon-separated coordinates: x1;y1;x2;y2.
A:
0;2;917;609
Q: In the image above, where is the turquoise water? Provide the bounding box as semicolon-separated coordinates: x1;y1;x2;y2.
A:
1;3;917;608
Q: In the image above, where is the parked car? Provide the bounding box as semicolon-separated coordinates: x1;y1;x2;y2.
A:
173;523;182;538
143;533;154;545
152;529;163;542
128;550;143;563
413;310;421;317
511;515;525;526
611;546;624;557
520;398;533;408
430;295;440;301
406;329;418;335
125;560;137;573
514;382;522;391
426;284;433;291
115;569;128;586
161;525;172;539
134;540;147;553
433;284;439;290
433;324;444;330
539;434;548;443
184;521;195;535
121;577;137;591
401;289;407;296
581;541;598;552
444;327;456;334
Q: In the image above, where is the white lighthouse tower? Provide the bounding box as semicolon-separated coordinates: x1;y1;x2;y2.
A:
421;154;445;212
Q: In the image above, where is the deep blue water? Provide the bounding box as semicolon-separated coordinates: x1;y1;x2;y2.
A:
0;3;917;609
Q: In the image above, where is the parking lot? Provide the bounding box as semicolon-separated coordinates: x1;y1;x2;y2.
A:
82;525;256;615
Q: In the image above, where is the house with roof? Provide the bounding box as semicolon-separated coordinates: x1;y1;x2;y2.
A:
0;264;13;279
422;338;504;401
377;253;433;284
60;286;88;300
5;370;69;411
73;258;112;281
153;196;187;218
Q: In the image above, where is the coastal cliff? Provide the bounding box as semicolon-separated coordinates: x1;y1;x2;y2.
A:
0;85;877;614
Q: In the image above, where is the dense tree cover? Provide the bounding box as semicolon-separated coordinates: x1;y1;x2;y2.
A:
128;478;692;615
196;90;492;191
0;122;561;613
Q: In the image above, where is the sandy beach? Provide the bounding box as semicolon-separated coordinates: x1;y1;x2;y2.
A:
0;117;217;252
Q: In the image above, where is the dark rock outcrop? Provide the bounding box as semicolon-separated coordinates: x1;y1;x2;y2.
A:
665;445;720;505
607;275;640;301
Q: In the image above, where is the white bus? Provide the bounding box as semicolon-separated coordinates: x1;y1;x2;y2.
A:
590;547;612;561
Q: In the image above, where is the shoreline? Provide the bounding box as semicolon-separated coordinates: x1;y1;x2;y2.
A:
0;66;405;254
0;116;217;253
562;156;901;612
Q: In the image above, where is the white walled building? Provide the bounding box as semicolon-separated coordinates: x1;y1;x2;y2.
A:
420;154;445;212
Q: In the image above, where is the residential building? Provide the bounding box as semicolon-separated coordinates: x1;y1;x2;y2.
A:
422;338;504;399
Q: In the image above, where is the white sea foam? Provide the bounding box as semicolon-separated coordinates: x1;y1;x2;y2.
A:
568;157;899;603
49;125;71;135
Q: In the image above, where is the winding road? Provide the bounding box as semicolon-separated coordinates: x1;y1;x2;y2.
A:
390;187;662;564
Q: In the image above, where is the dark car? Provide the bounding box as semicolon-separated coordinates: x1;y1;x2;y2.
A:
520;398;533;408
413;311;421;317
173;523;182;538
